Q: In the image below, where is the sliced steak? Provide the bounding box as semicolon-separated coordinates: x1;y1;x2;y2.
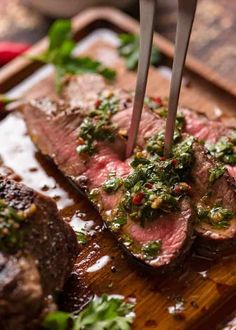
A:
182;108;233;144
22;82;193;272
90;177;193;272
23;75;235;266
183;108;236;181
61;74;236;255
191;142;236;254
0;176;78;329
122;200;193;271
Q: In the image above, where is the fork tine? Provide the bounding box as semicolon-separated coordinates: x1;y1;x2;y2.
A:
164;0;197;157
126;0;156;158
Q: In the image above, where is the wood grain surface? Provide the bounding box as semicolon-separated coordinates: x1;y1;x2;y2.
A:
156;0;236;97
0;8;236;330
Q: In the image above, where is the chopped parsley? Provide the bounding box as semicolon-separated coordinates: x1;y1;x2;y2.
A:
146;113;185;156
76;230;87;245
103;176;123;194
42;294;135;330
0;199;36;252
108;135;194;227
121;234;134;248
108;215;127;232
208;134;236;165
118;33;161;71
31;19;116;92
141;240;162;260
208;165;225;184
76;91;118;156
196;203;234;229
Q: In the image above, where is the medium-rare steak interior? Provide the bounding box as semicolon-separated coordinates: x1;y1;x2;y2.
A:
0;175;78;330
22;73;236;271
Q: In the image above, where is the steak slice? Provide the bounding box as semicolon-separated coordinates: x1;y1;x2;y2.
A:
22;86;193;272
0;254;43;330
182;108;236;181
122;200;193;271
0;176;78;329
62;74;236;254
191;142;236;254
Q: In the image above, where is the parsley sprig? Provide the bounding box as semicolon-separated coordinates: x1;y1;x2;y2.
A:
32;20;116;92
42;294;135;330
118;34;161;71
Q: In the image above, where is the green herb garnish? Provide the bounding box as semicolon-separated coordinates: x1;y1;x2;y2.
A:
142;240;162;260
108;136;194;227
76;91;118;156
208;165;225;184
43;311;70;330
146;112;185;156
32;20;116;92
0;199;33;252
42;294;135;330
118;34;161;71
121;234;134;248
76;230;87;245
103;177;123;194
196;203;234;229
108;216;127;232
208;134;236;165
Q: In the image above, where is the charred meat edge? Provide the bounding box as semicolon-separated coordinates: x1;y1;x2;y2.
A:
0;176;78;330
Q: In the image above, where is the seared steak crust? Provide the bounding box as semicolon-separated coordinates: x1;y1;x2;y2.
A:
0;176;78;329
0;254;42;330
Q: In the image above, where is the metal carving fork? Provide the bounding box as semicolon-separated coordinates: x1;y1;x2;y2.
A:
126;0;197;158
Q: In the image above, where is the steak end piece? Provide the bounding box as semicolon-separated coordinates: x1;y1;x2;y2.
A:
0;176;78;329
191;142;236;255
22;73;236;269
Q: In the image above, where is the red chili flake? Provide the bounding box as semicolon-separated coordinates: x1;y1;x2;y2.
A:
173;183;192;196
160;156;166;161
144;182;153;189
153;96;163;106
132;192;145;205
173;185;181;195
172;159;178;167
95;99;102;108
77;137;85;145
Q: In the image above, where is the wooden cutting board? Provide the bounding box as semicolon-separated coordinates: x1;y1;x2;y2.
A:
0;8;236;330
155;0;236;99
